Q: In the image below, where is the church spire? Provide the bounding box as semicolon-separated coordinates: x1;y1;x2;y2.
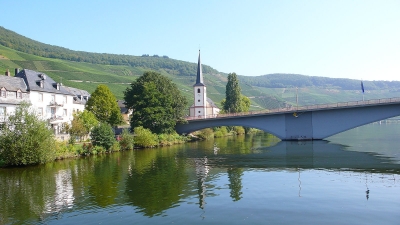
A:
194;50;204;86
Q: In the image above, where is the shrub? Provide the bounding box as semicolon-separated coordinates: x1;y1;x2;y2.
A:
214;126;228;137
133;126;158;148
119;129;134;150
158;132;187;146
197;128;214;139
234;126;246;135
54;141;77;159
0;102;56;166
90;123;115;151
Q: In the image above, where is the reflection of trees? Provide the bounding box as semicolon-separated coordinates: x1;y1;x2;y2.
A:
0;161;78;224
227;167;243;201
85;155;122;207
125;149;188;217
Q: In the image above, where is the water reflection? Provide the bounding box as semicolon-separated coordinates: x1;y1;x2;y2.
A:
0;131;399;224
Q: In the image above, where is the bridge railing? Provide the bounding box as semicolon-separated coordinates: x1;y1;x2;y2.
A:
186;97;400;121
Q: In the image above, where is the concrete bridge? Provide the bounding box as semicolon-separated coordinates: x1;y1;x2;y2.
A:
176;97;400;140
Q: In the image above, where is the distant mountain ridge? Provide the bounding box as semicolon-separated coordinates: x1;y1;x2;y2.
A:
1;26;400;110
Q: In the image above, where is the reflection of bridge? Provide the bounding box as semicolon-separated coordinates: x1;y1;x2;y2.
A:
176;97;400;140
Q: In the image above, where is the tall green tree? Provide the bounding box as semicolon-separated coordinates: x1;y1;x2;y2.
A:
85;84;122;126
222;72;250;113
223;72;242;113
124;71;187;134
0;102;56;166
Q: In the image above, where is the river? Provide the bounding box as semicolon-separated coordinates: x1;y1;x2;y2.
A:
0;123;399;224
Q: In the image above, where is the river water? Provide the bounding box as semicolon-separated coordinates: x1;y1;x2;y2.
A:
0;123;399;225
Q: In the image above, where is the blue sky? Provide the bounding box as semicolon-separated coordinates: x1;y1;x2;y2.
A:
2;0;400;81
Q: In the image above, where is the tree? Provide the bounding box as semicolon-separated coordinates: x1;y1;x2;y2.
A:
124;71;187;134
90;122;115;150
221;95;251;113
223;72;242;113
68;110;99;142
85;84;123;126
0;102;56;166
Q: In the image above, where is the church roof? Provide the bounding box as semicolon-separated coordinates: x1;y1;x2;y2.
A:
193;50;205;87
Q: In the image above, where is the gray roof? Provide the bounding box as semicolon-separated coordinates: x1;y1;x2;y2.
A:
15;69;74;96
0;75;28;92
193;50;205;87
63;86;91;104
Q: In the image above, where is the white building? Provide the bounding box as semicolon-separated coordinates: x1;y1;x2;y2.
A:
0;71;29;124
8;69;90;136
189;51;220;118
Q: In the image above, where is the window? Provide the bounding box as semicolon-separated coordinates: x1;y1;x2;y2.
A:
63;109;67;116
197;88;201;93
38;93;43;102
0;107;5;116
38;107;43;117
51;107;56;117
198;99;200;102
17;90;22;99
198;111;201;113
1;88;6;98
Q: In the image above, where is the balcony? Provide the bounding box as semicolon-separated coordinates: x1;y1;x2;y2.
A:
49;101;64;107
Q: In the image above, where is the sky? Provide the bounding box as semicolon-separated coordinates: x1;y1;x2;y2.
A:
2;0;400;81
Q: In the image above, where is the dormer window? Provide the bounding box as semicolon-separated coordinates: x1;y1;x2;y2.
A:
40;80;44;88
1;88;6;98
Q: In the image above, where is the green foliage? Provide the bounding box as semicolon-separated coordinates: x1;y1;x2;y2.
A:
0;102;56;166
119;129;134;150
234;126;246;135
54;141;78;159
223;73;242;113
196;128;214;139
158;132;188;146
90;123;115;150
124;71;188;134
86;84;123;126
133;126;158;148
214;126;229;138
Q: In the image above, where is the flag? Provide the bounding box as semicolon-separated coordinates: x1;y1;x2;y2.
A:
361;81;364;93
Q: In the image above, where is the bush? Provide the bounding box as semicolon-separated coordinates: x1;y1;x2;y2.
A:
133;126;158;148
0;103;56;166
234;126;246;135
119;129;134;150
90;123;115;151
214;126;229;137
54;141;78;159
158;132;187;146
197;128;214;139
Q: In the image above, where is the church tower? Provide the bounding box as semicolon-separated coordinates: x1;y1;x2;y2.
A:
193;50;207;117
189;50;220;118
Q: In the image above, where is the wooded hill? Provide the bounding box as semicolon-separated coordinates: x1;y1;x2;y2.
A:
1;26;400;110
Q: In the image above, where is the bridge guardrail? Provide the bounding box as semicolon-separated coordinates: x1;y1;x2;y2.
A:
186;97;400;121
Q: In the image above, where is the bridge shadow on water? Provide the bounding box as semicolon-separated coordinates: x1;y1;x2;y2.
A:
201;140;400;174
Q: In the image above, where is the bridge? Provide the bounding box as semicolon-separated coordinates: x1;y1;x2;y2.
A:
176;97;400;140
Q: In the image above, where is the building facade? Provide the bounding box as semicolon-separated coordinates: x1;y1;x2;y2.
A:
0;69;90;138
189;51;220;118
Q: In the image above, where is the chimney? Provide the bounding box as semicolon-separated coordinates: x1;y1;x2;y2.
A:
15;68;20;76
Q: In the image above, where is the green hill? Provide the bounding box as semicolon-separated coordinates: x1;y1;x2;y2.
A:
1;26;400;110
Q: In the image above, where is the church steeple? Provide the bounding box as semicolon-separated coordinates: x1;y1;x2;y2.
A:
194;50;204;86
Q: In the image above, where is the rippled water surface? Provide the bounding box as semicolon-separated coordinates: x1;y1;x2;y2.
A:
1;123;399;224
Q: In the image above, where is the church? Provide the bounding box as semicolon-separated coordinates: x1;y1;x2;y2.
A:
189;51;220;118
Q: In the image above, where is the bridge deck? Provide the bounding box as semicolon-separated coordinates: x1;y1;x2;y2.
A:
186;97;400;121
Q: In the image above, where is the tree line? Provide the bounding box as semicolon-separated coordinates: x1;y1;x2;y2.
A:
238;73;400;91
0;26;218;77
